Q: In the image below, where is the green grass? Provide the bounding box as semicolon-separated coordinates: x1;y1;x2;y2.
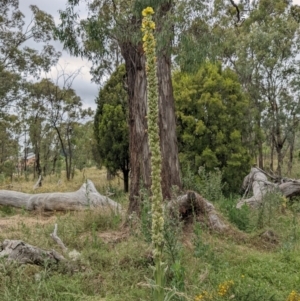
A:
0;168;300;300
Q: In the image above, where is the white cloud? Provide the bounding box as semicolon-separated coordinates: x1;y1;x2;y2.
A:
19;0;98;110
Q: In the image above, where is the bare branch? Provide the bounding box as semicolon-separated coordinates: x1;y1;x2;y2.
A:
50;224;68;252
229;0;242;24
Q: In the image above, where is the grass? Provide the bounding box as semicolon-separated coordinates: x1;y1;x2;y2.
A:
0;168;300;300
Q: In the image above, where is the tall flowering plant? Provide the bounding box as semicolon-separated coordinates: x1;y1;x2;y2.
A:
141;6;165;301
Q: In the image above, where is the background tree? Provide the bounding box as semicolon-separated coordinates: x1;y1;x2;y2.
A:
0;1;61;182
173;63;252;193
0;1;60;110
0;115;20;180
21;81;49;182
25;77;91;181
207;0;300;176
72;121;97;172
94;65;129;192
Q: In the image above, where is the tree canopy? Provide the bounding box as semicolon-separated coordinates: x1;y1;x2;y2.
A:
174;62;252;192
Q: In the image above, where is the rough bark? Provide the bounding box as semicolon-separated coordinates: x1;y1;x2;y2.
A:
287;134;295;176
270;138;274;172
157;54;182;199
0;180;121;211
121;41;150;214
167;191;227;231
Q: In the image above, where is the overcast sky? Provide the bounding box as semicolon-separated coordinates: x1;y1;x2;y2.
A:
20;0;98;111
19;0;300;111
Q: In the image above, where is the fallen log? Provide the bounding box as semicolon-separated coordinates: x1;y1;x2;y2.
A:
167;191;227;231
278;181;300;198
237;167;300;209
0;224;80;265
0;239;65;265
0;180;121;211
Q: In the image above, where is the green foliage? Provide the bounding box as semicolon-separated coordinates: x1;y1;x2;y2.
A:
83;208;122;233
73;121;97;171
22;78;90;180
0;116;19;174
211;0;300;174
193;222;213;260
181;164;224;203
94;65;129;191
0;205;16;216
0;1;60;108
256;191;283;230
164;213;185;300
140;186;152;243
197;166;224;202
2;174;300;301
0;161;15;180
174;62;252;193
220;196;251;232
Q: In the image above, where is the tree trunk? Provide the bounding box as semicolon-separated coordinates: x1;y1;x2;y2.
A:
123;168;129;193
287;134;295;176
257;118;264;169
65;156;70;180
35;152;42;186
121;7;181;213
276;145;283;177
270;136;274;172
157;55;182;199
121;41;151;214
167;191;227;231
52;154;58;175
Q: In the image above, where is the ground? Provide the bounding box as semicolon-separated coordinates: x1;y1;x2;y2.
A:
0;168;300;300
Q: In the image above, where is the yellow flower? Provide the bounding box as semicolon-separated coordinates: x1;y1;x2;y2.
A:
142;6;154;16
149;21;155;29
286;290;300;301
217;280;234;297
194;291;212;301
282;196;287;208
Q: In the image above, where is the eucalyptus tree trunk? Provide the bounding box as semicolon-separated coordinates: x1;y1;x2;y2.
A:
35;152;42;187
120;41;151;214
274;119;284;177
287;132;296;176
270;136;274;172
287;141;294;176
121;43;181;213
256;115;264;169
157;55;182;199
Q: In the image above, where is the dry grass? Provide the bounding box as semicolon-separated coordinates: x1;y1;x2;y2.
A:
1;167;300;300
0;167;123;194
